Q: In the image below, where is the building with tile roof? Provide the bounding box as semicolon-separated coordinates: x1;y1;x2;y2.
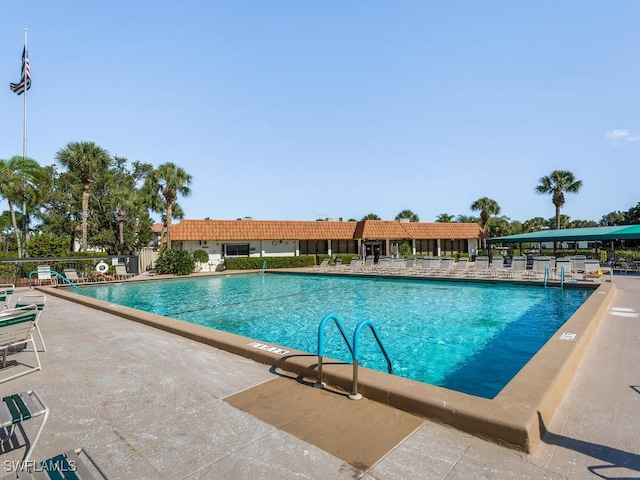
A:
170;219;486;268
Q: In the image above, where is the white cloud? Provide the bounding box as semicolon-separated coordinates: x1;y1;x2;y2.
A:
604;129;640;145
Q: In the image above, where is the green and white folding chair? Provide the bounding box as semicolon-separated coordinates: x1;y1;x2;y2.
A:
0;305;42;383
0;285;15;311
14;295;46;353
0;390;48;464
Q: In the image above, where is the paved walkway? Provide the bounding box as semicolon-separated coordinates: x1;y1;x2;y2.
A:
0;275;638;479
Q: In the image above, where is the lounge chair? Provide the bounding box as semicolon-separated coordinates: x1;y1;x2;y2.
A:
450;257;469;276
529;257;553;279
571;255;587;275
347;258;360;271
388;258;407;274
619;261;639;274
373;257;392;273
0;285;15;310
35;266;56;286
432;257;454;276
0;390;49;464
555;258;572;280
63;268;88;284
489;256;507;277
312;258;330;271
509;256;528;278
469;256;490;277
0;305;42;383
14;294;47;352
114;264;134;280
330;258;343;270
424;257;441;275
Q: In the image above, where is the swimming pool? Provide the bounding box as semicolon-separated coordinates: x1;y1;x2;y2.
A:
74;273;591;399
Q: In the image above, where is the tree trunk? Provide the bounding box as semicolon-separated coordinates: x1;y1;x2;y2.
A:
554;204;562;253
166;203;173;249
82;183;90;252
9;201;22;257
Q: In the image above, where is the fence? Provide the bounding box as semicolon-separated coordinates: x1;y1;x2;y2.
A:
0;255;145;285
138;248;159;272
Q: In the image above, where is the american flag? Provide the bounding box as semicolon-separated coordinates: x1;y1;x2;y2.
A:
9;46;31;95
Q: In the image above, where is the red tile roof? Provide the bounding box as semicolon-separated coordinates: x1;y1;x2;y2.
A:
171;219;485;241
171;220;358;241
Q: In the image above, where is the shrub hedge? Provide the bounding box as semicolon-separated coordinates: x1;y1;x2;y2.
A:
225;256;315;270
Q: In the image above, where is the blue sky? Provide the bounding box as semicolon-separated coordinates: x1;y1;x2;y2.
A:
1;1;639;224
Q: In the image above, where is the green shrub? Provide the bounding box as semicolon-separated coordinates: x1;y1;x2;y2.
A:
224;256;315;270
26;234;71;257
399;243;412;258
155;248;195;275
193;249;210;263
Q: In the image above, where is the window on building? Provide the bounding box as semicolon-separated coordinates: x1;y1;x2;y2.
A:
415;239;436;256
332;240;358;254
299;240;328;255
224;244;250;256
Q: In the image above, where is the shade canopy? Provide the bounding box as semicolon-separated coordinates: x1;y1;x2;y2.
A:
487;225;640;244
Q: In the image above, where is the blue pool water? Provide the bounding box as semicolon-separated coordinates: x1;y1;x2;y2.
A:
74;273;591;398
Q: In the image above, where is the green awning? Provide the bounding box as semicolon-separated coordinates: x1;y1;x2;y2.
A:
487;225;640;244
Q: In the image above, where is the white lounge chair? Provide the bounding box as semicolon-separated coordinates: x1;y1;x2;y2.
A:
555;258;572;280
0;284;15;310
426;257;442;275
347;258;360;271
432;257;454;276
470;256;490;277
509;256;528;278
571;255;587;275
35;265;56;286
0;305;42;383
312;258;330;271
114;264;135;280
488;257;505;277
63;268;88;284
0;390;49;464
14;294;47;352
450;257;470;276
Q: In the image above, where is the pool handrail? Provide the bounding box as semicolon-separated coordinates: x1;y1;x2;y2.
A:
315;314;393;401
28;270;78;289
350;319;393;400
315;314;353;388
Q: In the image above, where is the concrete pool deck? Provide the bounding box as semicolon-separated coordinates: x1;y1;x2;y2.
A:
0;274;638;478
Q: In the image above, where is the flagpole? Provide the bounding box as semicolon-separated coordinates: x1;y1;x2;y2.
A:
21;28;28;254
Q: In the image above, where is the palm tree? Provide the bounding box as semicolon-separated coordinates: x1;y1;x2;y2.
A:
535;170;582;230
158;202;185;250
111;187;142;254
56;141;111;251
0;159;22;256
361;213;381;220
470;197;500;230
395;210;419;222
523;217;547;232
435;213;454;222
0;156;44;257
456;214;478;223
147;163;192;249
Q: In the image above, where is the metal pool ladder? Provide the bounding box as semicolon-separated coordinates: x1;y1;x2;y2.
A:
315;314;392;400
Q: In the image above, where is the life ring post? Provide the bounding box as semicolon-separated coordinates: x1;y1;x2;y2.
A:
96;261;109;274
